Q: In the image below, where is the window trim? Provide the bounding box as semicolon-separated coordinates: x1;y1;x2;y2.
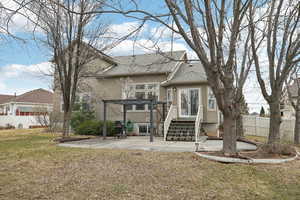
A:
61;92;92;112
178;87;201;118
123;82;160;112
137;123;157;135
167;88;173;107
207;87;217;111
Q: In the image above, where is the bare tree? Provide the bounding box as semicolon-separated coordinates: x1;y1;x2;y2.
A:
9;0;143;137
36;0;109;137
96;0;255;155
249;0;300;145
0;2;27;45
234;31;255;138
33;107;50;127
140;0;253;155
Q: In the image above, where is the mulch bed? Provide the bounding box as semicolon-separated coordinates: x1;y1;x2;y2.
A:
54;137;91;143
206;136;260;146
203;148;297;159
200;136;298;160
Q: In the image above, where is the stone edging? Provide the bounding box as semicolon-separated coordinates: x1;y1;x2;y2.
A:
195;151;299;164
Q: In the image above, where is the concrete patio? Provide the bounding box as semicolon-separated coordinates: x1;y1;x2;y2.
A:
58;136;257;152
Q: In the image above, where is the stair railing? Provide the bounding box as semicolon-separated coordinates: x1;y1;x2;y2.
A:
195;105;204;144
164;104;177;141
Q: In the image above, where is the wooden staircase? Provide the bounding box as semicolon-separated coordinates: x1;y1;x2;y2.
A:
166;119;196;141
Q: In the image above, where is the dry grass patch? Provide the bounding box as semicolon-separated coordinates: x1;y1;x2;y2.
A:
245;135;267;143
0;130;300;200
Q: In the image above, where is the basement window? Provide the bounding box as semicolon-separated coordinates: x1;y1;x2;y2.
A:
208;87;216;110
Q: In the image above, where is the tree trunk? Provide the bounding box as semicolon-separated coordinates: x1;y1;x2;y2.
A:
236;114;244;139
222;112;237;156
62;110;71;138
294;107;300;145
235;103;244;138
268;101;281;144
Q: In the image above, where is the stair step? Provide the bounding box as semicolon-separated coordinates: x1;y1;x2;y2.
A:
171;120;194;123
169;126;195;130
166;119;198;142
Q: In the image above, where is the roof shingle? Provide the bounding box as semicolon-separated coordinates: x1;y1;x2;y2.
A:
162;62;207;86
0;89;53;104
0;95;14;104
102;51;186;77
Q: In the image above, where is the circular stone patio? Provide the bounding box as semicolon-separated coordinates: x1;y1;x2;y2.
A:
58;136;257;152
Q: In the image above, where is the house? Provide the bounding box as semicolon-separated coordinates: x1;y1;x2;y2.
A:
282;78;300;119
0;89;53;128
53;49;221;140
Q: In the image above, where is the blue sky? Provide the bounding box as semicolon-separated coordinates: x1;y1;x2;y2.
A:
0;0;267;112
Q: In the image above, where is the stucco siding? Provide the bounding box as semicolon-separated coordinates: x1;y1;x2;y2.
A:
93;74;168;123
202;86;218;123
166;84;218;123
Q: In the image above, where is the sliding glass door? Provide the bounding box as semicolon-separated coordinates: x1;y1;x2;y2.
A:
179;88;200;118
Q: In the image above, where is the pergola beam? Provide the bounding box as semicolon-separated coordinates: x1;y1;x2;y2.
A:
103;99;166;105
103;101;107;139
123;104;127;137
149;100;154;142
102;98;167;142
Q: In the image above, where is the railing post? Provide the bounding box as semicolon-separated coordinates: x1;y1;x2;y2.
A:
103;101;107;139
123;104;127;137
149;100;154;142
164;105;176;141
162;103;166;136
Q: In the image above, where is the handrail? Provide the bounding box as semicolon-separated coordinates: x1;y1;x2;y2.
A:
164;104;177;141
195;105;204;144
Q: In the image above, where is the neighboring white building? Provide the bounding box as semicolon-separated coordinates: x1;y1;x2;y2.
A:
0;89;53;128
282;78;300;119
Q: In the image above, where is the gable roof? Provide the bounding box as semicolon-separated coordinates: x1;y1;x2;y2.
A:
100;51;186;77
161;62;207;86
0;94;14;104
0;89;53;104
82;43;117;65
51;41;117;66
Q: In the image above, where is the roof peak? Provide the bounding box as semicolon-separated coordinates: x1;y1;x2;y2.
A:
113;50;186;58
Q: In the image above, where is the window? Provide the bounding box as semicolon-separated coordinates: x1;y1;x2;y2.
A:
147;91;158;101
138;124;148;135
208;87;216;110
123;85;135;110
123;83;159;111
136;84;145;90
135;91;145;110
138;123;156;135
62;92;92;112
60;96;65;112
167;89;173;108
147;84;157;90
81;94;92;111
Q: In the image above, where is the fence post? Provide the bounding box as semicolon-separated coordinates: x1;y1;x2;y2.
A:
254;116;257;136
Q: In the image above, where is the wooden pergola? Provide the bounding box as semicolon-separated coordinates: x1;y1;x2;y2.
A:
102;99;167;142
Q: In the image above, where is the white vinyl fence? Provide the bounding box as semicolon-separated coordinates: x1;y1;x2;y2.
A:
0;115;42;129
243;115;295;141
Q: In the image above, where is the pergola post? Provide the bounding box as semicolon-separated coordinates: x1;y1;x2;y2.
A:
101;99;166;142
103;101;107;139
162;103;166;136
149;100;154;142
123;104;127;137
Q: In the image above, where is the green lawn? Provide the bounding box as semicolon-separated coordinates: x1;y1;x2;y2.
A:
0;129;299;200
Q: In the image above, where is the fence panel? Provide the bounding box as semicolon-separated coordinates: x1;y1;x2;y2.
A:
242;115;295;142
0;115;41;129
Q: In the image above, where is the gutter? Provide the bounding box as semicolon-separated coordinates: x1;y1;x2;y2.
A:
96;72;170;79
161;53;186;86
161;80;208;87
